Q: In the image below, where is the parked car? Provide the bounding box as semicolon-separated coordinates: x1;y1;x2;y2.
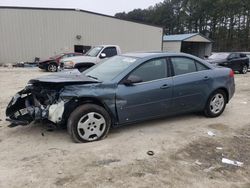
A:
6;52;235;143
61;45;121;72
38;52;83;72
242;52;250;69
207;52;249;74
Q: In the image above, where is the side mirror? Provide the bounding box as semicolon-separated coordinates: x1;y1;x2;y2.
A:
123;75;142;86
100;53;107;59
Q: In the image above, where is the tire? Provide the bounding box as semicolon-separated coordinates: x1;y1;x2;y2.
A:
67;104;111;143
204;90;227;118
240;64;248;74
47;63;58;72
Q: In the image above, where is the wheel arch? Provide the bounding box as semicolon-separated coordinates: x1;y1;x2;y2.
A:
48;60;58;66
209;87;229;103
63;97;117;127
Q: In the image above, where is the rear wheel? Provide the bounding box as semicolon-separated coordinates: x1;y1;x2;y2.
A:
204;90;226;118
47;63;58;72
67;104;111;143
240;64;248;74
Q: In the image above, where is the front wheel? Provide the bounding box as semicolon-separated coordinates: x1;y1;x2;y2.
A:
67;104;111;143
204;90;227;118
47;63;58;72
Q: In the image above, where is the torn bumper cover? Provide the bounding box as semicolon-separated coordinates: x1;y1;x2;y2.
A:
6;85;66;126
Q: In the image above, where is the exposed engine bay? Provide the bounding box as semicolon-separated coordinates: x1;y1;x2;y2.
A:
6;83;65;126
5;70;101;127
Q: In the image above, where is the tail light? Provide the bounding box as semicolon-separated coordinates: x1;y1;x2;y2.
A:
229;70;234;77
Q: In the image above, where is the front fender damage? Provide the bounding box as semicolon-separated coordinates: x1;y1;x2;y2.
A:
48;101;65;124
6;85;67;126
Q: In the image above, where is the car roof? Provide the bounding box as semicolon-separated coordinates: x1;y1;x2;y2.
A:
122;52;195;58
95;45;119;48
121;52;215;69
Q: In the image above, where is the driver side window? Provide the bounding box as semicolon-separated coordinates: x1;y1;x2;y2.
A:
101;47;118;58
128;58;167;83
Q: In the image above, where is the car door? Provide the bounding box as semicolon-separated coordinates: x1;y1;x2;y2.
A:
227;53;240;70
116;58;173;124
170;56;213;113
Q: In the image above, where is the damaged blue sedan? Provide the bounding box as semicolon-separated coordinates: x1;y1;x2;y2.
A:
6;53;235;143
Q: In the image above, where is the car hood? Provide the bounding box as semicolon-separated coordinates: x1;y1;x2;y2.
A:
39;58;53;63
206;58;226;64
62;56;98;64
29;70;100;84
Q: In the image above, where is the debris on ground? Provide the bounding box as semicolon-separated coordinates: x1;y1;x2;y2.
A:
207;131;216;137
95;159;121;166
12;62;38;68
58;171;63;174
240;101;248;104
222;158;243;167
41;133;45;136
216;147;223;150
0;119;2;121
147;151;155;156
194;160;202;166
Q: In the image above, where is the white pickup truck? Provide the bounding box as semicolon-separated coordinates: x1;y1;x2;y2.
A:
61;45;121;72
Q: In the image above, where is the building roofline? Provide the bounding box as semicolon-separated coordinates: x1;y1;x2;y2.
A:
183;33;213;42
0;6;164;29
163;33;213;42
182;33;199;41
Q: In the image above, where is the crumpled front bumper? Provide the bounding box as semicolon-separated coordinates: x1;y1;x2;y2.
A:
6;87;66;126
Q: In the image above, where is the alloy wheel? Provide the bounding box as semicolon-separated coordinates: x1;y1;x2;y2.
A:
77;112;106;141
209;93;225;114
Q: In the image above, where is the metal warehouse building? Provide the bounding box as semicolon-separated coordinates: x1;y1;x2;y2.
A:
0;7;163;64
163;33;212;58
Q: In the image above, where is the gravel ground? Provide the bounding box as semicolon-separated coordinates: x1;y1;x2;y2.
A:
0;67;250;188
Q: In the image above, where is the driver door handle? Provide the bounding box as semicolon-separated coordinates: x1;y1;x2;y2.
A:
160;84;170;89
203;76;210;81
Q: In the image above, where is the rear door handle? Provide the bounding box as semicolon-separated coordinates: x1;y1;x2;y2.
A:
160;84;170;89
203;76;210;81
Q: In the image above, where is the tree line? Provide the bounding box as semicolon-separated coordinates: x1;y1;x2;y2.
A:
115;0;250;52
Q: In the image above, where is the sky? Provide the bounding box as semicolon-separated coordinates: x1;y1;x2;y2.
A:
0;0;163;16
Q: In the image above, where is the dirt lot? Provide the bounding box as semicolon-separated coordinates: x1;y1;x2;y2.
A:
0;67;250;188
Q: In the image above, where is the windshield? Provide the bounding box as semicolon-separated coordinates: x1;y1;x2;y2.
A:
85;56;138;82
209;53;230;59
85;46;103;57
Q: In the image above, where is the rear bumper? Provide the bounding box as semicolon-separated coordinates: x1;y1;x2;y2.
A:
228;78;235;102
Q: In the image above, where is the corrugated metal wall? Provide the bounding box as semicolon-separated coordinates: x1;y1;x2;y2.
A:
0;8;163;64
162;41;181;52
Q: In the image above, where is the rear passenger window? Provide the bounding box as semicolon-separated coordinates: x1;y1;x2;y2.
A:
171;57;196;76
